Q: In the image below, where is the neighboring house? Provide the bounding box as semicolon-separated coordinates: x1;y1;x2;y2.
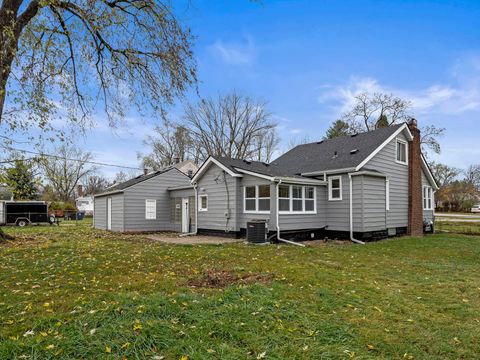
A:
75;196;94;215
93;167;193;232
175;160;198;178
95;121;438;241
190;120;438;241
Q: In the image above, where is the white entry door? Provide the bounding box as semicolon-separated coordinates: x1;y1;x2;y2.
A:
107;197;112;230
181;198;189;233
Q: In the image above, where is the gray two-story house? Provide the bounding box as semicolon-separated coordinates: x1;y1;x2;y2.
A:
95;120;438;242
184;120;437;241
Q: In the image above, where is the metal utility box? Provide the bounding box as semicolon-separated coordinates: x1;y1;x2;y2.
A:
246;219;267;243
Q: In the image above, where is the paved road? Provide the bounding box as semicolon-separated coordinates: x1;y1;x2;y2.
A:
435;213;480;222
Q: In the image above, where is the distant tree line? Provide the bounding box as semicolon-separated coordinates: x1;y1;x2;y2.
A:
431;163;480;212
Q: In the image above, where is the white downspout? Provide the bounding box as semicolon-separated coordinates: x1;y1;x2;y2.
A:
348;173;365;245
275;179;306;247
179;183;198;237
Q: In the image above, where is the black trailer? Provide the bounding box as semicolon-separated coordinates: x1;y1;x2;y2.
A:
0;201;55;227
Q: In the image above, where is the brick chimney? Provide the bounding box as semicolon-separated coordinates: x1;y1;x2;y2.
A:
143;168;148;176
407;119;424;236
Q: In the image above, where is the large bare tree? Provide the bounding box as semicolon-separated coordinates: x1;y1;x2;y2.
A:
342;92;411;131
183;92;278;162
140;117;199;170
336;91;445;156
40;144;95;202
0;0;196;139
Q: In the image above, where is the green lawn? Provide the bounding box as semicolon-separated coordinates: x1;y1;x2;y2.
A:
436;221;480;235
1;223;479;359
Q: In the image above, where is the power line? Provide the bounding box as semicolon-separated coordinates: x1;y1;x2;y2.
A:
1;145;146;171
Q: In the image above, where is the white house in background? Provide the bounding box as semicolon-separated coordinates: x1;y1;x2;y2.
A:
76;196;94;215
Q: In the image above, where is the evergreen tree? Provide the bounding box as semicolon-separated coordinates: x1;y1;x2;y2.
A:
324;120;353;139
0;160;39;200
376;114;389;128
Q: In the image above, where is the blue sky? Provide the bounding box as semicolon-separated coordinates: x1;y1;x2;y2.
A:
67;1;480;178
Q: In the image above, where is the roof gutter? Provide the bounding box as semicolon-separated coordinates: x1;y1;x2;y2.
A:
93;190;124;198
301;167;356;177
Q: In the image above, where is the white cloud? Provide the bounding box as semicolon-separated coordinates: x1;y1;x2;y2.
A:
318;56;480;117
208;37;255;66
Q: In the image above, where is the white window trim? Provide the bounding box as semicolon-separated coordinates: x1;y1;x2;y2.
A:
328;176;343;201
198;194;208;211
423;186;433;210
395;139;408;165
145;199;157;220
278;185;317;215
386;180;390;211
243;185;271;214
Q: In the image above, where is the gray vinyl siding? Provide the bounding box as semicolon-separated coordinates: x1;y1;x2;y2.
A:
364;131;410;229
94;196;107;229
361;175;387;232
110;194;125;231
237;175;272;231
93;193;124;231
422;171;434;224
169;188;195;199
123;169;191;232
196;165;327;233
196;164;238;232
277;185;327;230
325;174;362;232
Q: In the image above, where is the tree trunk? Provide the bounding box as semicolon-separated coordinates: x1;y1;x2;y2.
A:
0;227;14;242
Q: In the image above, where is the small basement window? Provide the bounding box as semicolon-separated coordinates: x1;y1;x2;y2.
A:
199;195;208;211
145;199;157;220
396;139;408;165
328;176;342;201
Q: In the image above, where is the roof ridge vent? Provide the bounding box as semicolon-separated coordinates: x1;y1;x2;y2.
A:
350;149;359;154
243;159;251;164
262;162;270;167
317;140;324;144
351;133;358;137
332;151;338;158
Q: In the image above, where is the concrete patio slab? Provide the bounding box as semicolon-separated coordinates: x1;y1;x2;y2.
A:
146;234;244;245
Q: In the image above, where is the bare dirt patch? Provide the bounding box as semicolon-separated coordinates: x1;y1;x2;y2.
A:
188;269;273;289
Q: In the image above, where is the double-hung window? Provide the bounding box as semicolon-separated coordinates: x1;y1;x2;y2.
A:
396;139;408;165
145;199;156;220
423;186;433;210
278;185;316;214
199;195;208;211
244;185;270;213
328;176;342;201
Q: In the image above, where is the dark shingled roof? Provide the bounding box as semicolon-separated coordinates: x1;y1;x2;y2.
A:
102;167;184;193
212;124;406;178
